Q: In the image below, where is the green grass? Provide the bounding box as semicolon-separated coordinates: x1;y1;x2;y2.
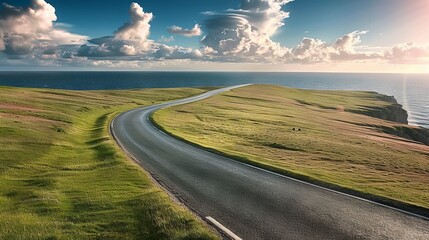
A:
0;86;219;240
153;84;429;209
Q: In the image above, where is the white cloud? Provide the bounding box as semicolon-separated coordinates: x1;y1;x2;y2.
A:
151;44;203;60
76;2;205;61
78;2;153;57
159;35;175;43
200;0;292;59
0;0;86;56
291;31;383;63
291;38;329;63
168;24;202;37
384;43;429;63
119;44;137;56
114;2;153;50
1;0;429;70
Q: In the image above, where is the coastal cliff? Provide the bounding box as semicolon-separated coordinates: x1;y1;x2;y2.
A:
349;94;408;124
376;95;409;124
378;125;429;146
153;84;429;211
353;94;429;146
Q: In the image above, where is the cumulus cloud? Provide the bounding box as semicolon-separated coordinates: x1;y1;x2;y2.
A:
291;31;382;63
384;43;429;63
76;2;205;61
200;0;292;59
0;0;86;56
290;38;328;63
114;2;153;49
78;2;153;57
168;24;202;37
1;0;428;69
152;44;203;59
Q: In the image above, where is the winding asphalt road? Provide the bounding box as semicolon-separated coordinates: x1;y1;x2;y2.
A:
111;85;429;240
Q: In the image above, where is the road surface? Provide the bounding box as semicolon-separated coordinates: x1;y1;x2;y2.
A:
111;85;429;240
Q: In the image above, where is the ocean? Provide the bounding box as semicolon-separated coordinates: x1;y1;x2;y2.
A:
0;71;427;128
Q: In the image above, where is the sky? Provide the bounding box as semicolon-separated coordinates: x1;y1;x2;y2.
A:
0;0;428;72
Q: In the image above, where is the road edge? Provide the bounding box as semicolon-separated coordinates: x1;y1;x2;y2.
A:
148;92;429;221
108;89;251;239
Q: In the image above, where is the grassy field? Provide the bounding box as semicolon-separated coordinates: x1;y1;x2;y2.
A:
153;84;429;209
0;86;219;240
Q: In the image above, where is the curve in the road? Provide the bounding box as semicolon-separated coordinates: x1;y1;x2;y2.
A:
111;85;429;240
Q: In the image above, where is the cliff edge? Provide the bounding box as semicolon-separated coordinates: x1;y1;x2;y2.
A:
349;94;408;124
353;93;429;146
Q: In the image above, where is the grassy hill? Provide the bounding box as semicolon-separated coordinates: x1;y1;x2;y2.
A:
0;86;218;240
153;84;429;210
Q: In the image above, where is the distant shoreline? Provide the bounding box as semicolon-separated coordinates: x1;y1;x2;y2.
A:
0;71;427;129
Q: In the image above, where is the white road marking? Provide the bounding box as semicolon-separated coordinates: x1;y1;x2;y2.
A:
223;155;429;221
112;84;429;222
206;216;242;240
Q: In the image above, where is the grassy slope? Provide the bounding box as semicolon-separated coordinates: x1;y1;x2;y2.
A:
0;86;218;240
153;84;429;209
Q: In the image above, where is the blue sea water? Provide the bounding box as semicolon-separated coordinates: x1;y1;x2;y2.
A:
0;71;427;128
